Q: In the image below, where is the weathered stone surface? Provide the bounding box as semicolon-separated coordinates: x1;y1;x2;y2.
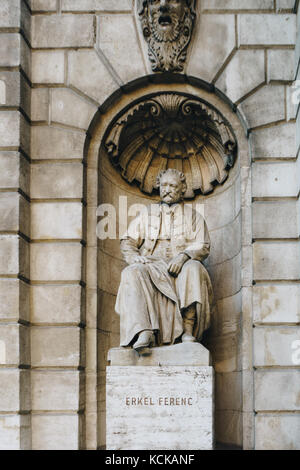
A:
31;327;81;367
215;372;242;411
251;122;296;159
255;415;300;450
31;371;81;411
31;162;83;199
107;366;214;450
188;14;235;82
204;184;236;231
239;14;296;45
0;152;30;194
0;0;21;28
108;343;210;367
202;0;274;9
30;243;82;281
207;252;242;300
32;14;95;48
215;291;242;336
209;331;239;373
0;370;30;412
32;51;65;84
208;214;241;266
0;72;30;113
276;0;296;9
0;324;29;366
0;236;29;278
252;161;299;197
255;370;300;410
31;285;82;324
0;34;20;67
254;242;300;280
31;202;82;240
0;34;30;78
0;111;30;155
254;326;300;366
253;284;300;324
31;88;49;122
30;0;57;11
215;410;242;448
216;50;265;103
68;50;118;103
0;279;29;322
31;126;85;160
32;415;79;450
62;0;132;10
99;15;145;82
0;193;30;237
51;88;97;130
268;49;295;81
253;201;299;239
239;85;285;128
0;415;29;450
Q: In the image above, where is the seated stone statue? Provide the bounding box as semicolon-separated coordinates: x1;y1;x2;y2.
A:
115;169;213;351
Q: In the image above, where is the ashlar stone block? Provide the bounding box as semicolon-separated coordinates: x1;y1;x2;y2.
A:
31;88;49;122
255;370;300;410
216;50;265;103
187;14;236;82
98;15;145;83
255;415;300;450
252;161;299;198
32;51;65;84
254;326;300;366
30;243;82;281
32;14;95;48
31;284;82;324
68;50;118;103
253;200;299;239
32;414;79;450
31;371;81;411
253;284;300;324
0;279;29;322
0;152;30;195
62;0;132;10
251;122;296;159
0;370;30;412
253;242;300;280
239;85;285;128
0;415;29;450
31;126;85;160
268;49;295;82
31;202;82;240
31;327;81;367
202;0;274;9
30;0;57;11
0;324;29;366
239;14;296;45
31;162;83;199
51;88;97;130
0;236;29;278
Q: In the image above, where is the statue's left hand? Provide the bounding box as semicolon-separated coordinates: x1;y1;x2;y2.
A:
167;253;189;277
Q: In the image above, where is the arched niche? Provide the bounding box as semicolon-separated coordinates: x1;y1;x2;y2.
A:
84;77;252;450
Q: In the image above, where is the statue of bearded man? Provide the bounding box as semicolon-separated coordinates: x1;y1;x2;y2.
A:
137;0;196;72
115;169;214;352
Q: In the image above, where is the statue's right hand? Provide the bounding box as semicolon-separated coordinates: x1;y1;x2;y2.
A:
132;256;150;264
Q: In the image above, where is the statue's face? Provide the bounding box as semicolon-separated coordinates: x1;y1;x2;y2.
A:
159;173;184;205
148;0;186;42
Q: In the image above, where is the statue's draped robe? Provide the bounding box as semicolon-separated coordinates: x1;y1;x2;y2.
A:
115;202;213;346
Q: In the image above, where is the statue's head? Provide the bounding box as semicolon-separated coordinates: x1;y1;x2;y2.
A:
156;169;187;205
138;0;195;43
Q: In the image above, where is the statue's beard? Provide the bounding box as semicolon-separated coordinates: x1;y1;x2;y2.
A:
149;11;182;42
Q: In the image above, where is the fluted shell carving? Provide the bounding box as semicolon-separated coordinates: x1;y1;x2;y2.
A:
105;93;237;198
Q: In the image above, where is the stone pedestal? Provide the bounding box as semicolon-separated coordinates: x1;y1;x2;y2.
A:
106;343;214;450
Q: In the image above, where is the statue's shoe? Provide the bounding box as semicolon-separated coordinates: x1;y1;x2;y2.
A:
182;332;196;343
133;331;155;350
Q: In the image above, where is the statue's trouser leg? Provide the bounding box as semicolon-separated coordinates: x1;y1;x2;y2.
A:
182;303;197;342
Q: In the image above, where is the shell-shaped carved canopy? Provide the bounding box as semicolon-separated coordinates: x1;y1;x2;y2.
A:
104;93;237;198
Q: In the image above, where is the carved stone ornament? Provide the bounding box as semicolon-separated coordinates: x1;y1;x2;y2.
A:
104;93;237;198
137;0;196;72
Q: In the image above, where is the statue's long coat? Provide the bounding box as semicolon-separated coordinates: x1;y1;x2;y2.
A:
115;202;213;346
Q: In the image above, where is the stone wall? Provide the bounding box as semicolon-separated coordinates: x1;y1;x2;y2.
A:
0;0;299;450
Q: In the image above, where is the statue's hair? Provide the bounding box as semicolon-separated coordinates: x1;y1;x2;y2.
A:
138;0;196;16
155;168;187;194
